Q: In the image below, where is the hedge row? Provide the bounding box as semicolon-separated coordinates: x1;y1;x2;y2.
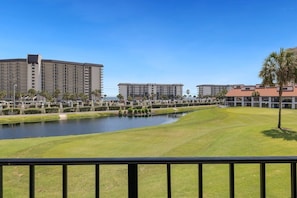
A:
2;109;21;115
95;106;108;111
45;107;59;113
24;108;42;114
79;107;91;112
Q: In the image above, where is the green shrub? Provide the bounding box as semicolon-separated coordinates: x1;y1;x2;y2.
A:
94;106;108;111
2;108;21;115
24;108;42;114
127;107;133;117
45;107;59;113
152;104;168;108
79;106;91;112
63;107;76;112
109;106;120;110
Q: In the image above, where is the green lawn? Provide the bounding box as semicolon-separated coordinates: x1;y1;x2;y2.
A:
1;107;297;197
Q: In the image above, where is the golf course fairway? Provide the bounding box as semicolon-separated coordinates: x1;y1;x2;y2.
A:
0;107;297;197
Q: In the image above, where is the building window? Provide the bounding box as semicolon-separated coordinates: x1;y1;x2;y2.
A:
282;97;292;103
236;97;242;101
244;97;251;102
226;97;234;101
262;97;269;102
271;97;279;102
253;97;259;102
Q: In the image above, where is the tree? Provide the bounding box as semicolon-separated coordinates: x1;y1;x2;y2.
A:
63;92;71;100
0;90;6;100
69;94;77;101
53;89;60;102
78;93;88;102
40;90;52;102
216;89;228;102
259;48;297;129
91;89;101;101
28;89;36;100
150;93;155;100
117;94;124;101
186;89;190;97
251;91;260;97
161;95;168;100
127;96;133;101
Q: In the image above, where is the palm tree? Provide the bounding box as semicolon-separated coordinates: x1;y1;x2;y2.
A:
251;91;260;104
28;88;36;100
91;89;101;101
127;96;133;101
40;90;52;102
117;94;124;101
53;89;60;102
186;89;190;97
251;91;260;97
62;92;71;101
78;93;88;102
216;89;228;104
259;48;297;129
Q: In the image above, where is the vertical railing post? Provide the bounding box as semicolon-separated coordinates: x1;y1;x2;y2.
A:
63;165;67;198
128;164;138;198
95;164;100;198
229;163;234;198
291;163;296;198
198;163;203;198
260;163;266;198
29;165;35;198
167;164;171;198
0;165;3;198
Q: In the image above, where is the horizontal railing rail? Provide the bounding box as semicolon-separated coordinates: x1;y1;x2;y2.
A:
0;156;297;198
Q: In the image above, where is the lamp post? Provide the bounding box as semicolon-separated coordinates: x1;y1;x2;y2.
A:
13;84;17;110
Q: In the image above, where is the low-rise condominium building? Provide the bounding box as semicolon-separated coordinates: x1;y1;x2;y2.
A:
225;84;297;109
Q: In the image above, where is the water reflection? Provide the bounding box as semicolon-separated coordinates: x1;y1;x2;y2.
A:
0;114;183;139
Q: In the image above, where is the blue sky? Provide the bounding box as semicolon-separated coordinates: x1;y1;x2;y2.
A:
1;0;297;96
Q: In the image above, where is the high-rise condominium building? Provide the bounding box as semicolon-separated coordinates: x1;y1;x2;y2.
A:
0;54;103;100
118;83;183;100
196;84;235;97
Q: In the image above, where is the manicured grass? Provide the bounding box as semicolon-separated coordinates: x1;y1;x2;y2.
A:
66;111;117;120
0;114;59;124
1;107;297;197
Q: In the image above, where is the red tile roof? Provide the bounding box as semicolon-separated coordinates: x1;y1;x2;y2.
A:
226;86;297;97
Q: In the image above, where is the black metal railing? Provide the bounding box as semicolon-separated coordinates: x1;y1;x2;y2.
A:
1;156;297;198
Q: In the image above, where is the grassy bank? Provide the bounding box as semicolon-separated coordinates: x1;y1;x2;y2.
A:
0;114;60;124
1;107;297;197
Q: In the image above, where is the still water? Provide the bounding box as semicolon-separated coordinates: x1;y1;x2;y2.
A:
0;114;181;140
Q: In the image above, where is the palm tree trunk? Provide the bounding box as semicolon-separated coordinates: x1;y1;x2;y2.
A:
278;102;282;129
278;91;283;129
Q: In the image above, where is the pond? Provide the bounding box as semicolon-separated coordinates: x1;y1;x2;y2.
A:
0;114;183;140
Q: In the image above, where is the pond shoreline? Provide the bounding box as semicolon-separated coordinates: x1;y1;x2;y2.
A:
0;105;215;125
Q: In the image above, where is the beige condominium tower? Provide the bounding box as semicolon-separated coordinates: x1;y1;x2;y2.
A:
0;54;103;100
118;83;183;100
